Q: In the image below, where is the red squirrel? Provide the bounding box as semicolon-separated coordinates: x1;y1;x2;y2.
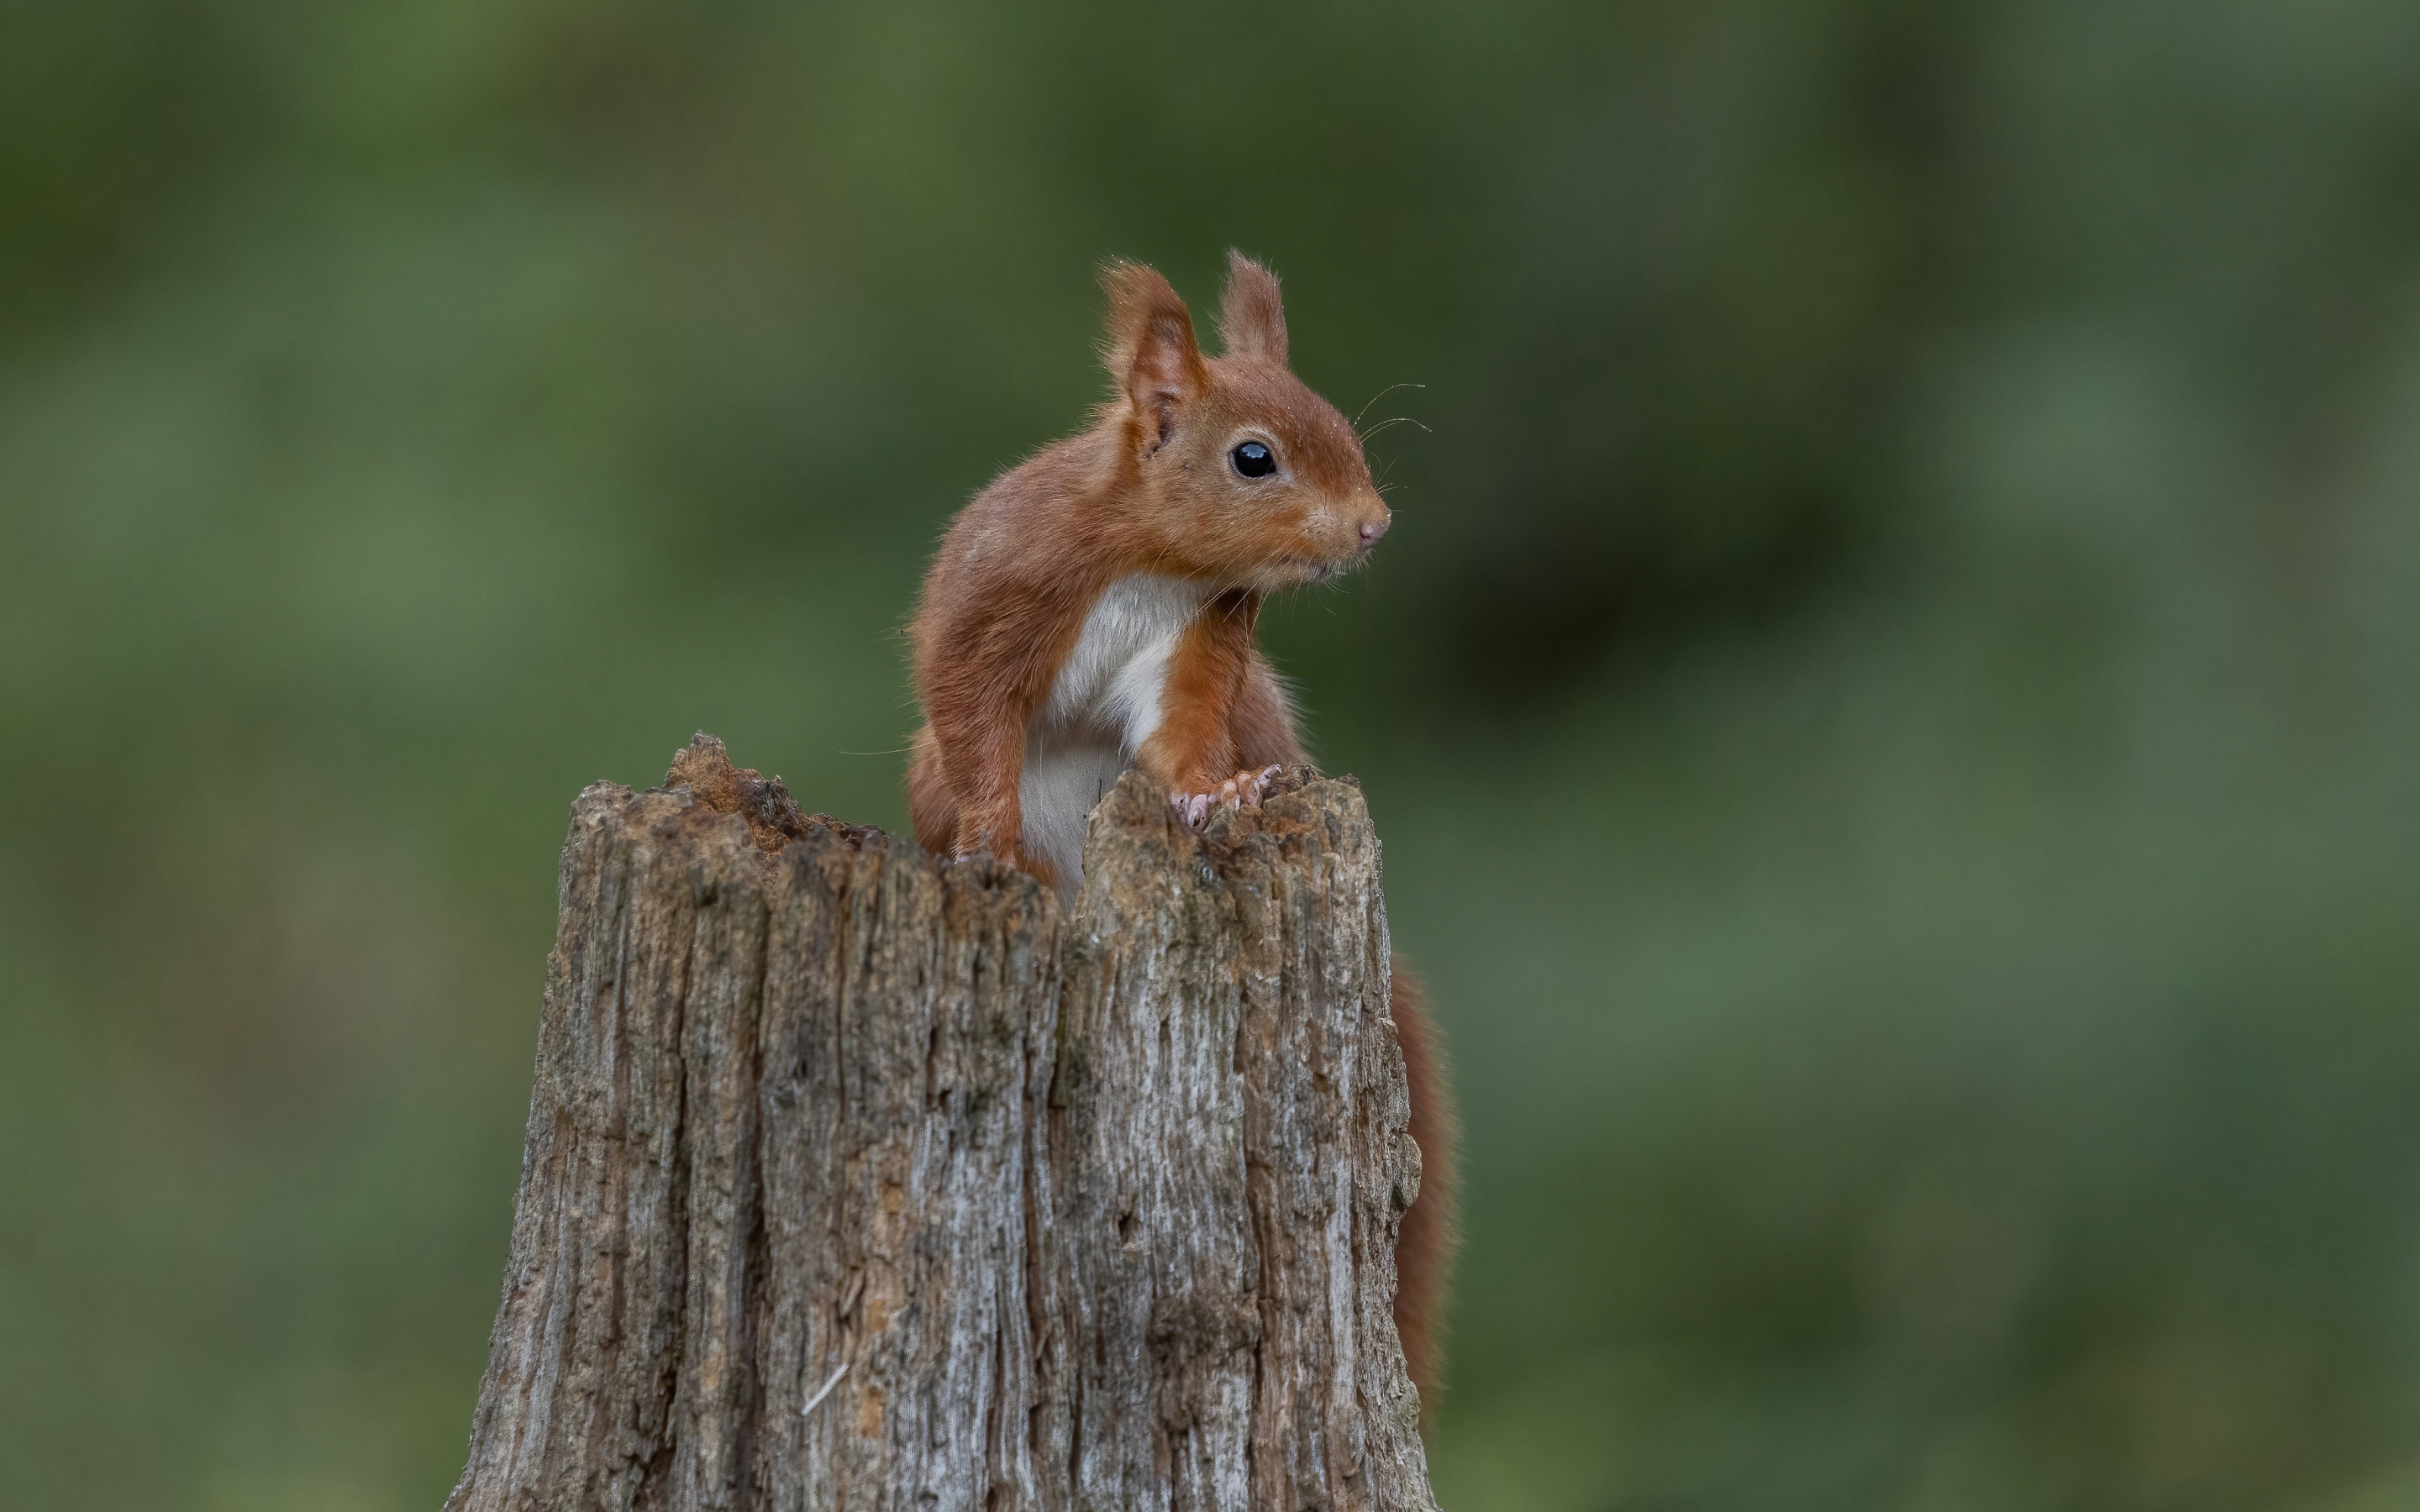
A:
906;252;1458;1407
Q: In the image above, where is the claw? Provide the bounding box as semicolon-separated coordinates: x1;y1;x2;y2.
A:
1223;764;1282;811
1171;767;1283;832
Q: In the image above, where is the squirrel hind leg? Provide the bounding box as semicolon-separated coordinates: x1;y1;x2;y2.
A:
1231;654;1308;770
1389;958;1460;1420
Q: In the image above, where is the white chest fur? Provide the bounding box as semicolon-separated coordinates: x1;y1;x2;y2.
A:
1021;574;1208;893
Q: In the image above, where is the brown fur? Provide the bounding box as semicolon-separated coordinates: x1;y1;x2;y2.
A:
1134;591;1259;793
906;252;1457;1413
907;253;1388;872
1387;966;1459;1409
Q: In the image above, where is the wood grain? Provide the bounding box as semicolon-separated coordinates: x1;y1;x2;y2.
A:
445;737;1435;1512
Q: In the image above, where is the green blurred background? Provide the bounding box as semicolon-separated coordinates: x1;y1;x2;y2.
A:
7;1;2420;1507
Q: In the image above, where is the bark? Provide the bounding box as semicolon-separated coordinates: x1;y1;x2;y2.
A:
445;735;1437;1512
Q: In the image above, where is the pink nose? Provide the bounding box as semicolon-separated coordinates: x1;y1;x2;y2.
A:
1359;511;1391;544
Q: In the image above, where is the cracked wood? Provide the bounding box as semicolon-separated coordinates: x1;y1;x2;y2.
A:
445;737;1436;1512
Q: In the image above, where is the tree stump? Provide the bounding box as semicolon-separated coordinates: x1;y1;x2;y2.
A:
445;736;1437;1512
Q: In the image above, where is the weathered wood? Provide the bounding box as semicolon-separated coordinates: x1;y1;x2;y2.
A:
445;737;1436;1512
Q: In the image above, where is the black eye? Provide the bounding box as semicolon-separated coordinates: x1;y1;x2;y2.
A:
1230;440;1276;479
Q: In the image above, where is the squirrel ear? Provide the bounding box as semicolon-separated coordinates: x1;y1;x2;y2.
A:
1218;250;1288;365
1101;260;1208;449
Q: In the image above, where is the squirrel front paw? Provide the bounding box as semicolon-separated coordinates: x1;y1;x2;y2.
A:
1170;765;1282;831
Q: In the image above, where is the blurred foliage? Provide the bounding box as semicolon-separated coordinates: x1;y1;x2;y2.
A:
5;0;2420;1508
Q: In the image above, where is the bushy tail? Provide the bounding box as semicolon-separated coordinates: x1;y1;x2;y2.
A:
1388;959;1460;1420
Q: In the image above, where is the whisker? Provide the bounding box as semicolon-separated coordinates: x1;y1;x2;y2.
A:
1360;416;1431;443
1353;381;1426;432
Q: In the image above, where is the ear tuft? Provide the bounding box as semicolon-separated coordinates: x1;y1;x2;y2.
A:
1218;249;1288;365
1100;258;1207;449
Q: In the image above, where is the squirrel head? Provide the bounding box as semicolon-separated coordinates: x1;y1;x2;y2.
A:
1098;252;1391;591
